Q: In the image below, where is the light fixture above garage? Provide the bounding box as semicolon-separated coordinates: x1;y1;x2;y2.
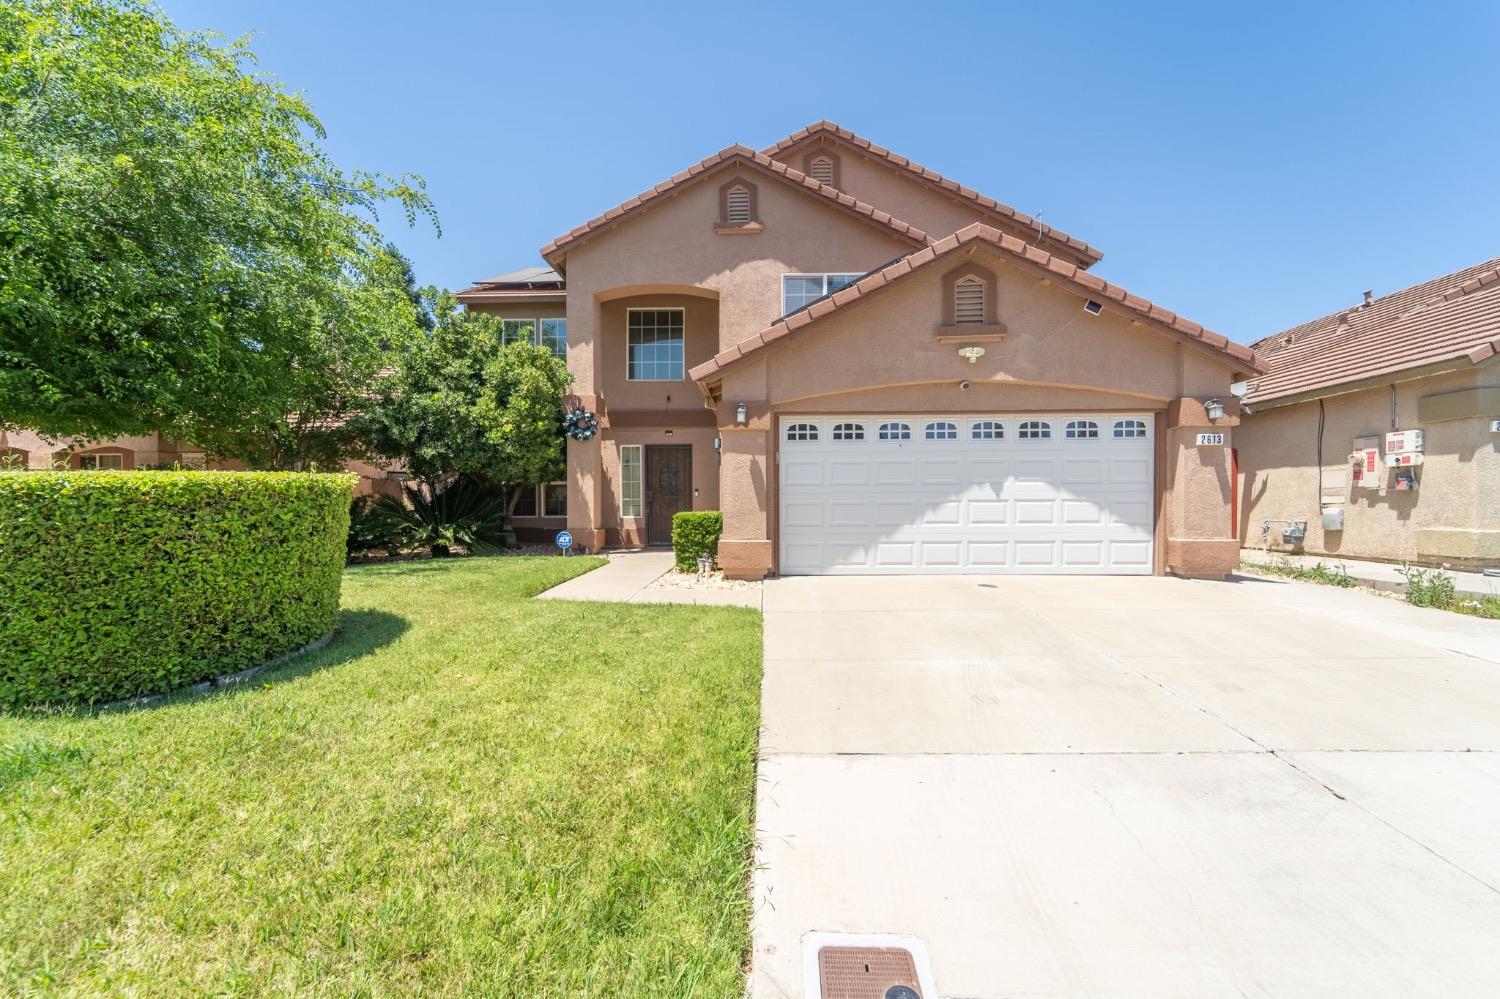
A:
957;346;986;364
1204;398;1224;421
735;402;748;425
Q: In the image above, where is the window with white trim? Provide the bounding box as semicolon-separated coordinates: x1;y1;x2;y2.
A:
954;275;986;324
627;309;684;381
499;317;568;360
878;421;911;441
78;453;123;470
971;420;1004;440
832;422;865;441
1018;420;1051;440
781;273;863;315
1113;419;1147;439
784;423;819;442
924;421;958;440
1065;420;1100;439
620;446;642;518
542;482;567;518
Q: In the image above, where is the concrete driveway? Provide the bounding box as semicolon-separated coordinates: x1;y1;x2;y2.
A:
752;574;1500;998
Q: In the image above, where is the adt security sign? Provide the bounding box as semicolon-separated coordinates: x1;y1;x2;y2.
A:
555;530;573;552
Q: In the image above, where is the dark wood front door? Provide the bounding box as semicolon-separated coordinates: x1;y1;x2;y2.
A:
646;445;692;545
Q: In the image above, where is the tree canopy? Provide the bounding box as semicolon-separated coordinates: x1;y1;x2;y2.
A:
0;0;435;442
357;291;572;496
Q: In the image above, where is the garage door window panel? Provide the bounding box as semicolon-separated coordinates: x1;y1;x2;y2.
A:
832;422;866;441
785;423;819;442
1113;419;1147;439
1019;420;1052;440
878;422;911;441
924;421;958;441
1066;420;1100;439
971;420;1004;440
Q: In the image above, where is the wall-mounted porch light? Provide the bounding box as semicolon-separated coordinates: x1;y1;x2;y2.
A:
957;346;986;364
735;402;748;425
1204;398;1225;421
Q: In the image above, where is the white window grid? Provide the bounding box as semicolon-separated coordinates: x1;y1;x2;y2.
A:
781;273;863;315
499;317;568;359
1065;420;1100;439
877;422;911;441
1113;419;1147;439
626;308;684;381
970;420;1004;440
1018;420;1052;440
924;421;958;441
784;423;819;442
619;445;642;518
832;422;865;441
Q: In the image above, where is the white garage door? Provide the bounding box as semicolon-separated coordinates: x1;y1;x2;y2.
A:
778;414;1154;575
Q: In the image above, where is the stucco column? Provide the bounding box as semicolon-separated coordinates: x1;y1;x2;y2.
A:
566;393;605;552
716;420;772;580
1162;398;1240;579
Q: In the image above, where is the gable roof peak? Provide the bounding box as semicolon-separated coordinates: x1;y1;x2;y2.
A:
761;121;1104;267
539;145;932;269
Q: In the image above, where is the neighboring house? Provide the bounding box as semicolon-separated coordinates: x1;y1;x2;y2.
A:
1236;259;1500;569
0;428;398;497
459;121;1263;579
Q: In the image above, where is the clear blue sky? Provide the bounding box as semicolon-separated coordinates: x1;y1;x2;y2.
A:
165;0;1498;344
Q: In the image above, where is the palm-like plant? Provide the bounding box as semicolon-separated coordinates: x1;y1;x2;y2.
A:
370;474;510;557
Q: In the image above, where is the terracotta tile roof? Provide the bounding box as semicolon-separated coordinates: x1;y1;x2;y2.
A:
1244;257;1500;406
762;120;1104;267
689;222;1259;385
539;145;931;269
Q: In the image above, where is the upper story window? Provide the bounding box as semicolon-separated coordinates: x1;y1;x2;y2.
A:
832;422;865;441
501;318;568;360
627;309;684;381
877;421;911;441
782;273;863;315
716;177;760;230
971;420;1004;440
1065;420;1100;439
803;150;840;187
784;423;819;442
924;421;958;441
1113;419;1148;439
1018;420;1051;440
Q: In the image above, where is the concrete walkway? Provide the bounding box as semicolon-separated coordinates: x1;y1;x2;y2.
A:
535;550;762;608
1240;546;1499;599
753;574;1500;998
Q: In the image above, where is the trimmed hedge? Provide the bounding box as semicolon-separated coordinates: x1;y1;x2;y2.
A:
672;510;723;572
0;471;356;707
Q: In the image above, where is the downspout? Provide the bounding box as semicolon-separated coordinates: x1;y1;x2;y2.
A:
1230;447;1239;541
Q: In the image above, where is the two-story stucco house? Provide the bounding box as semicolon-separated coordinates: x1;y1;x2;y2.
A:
459;122;1264;580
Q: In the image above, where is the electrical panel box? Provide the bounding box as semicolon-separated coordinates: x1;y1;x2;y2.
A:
1385;429;1424;454
1351;435;1382;489
1322;506;1345;532
1387;451;1423;467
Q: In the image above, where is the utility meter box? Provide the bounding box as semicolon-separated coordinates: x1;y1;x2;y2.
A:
1387;451;1424;467
1351;435;1382;489
1385;429;1424;454
1322;506;1345;532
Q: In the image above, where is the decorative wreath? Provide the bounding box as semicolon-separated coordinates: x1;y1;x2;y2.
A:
562;407;599;441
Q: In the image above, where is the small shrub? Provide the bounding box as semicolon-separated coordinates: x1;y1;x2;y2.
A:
1247;555;1357;588
672;511;723;572
369;475;509;557
0;470;355;707
1399;562;1458;609
347;494;412;556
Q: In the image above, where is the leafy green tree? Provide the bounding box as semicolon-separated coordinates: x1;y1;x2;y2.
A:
357;291;571;512
0;0;436;444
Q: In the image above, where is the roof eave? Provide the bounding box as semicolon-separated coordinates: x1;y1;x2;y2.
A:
1244;355;1480;413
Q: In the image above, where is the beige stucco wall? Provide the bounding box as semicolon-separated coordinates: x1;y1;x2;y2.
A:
1237;362;1500;566
708;244;1246;578
463;301;566;321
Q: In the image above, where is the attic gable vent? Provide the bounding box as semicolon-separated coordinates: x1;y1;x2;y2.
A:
726;185;751;223
809;155;835;185
954;276;986;324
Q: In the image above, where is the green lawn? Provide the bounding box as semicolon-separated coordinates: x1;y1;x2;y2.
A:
0;557;763;998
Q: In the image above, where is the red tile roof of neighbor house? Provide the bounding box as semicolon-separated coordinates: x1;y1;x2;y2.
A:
1244;257;1500;407
538;146;932;270
762;120;1105;267
689;223;1261;385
